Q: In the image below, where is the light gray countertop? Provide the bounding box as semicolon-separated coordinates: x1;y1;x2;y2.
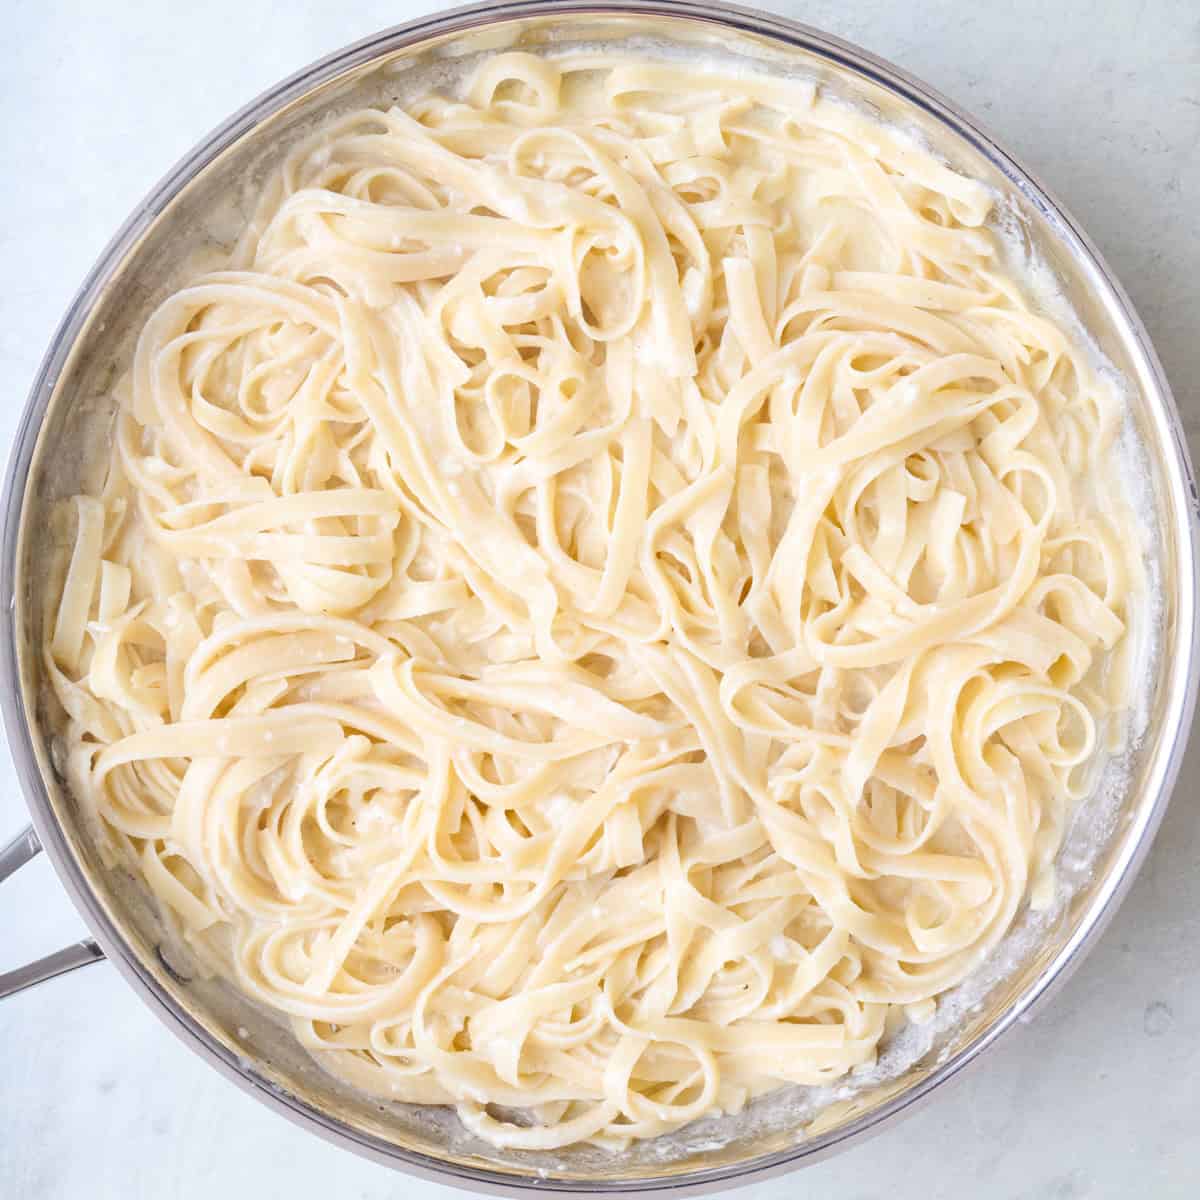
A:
1;2;1197;1196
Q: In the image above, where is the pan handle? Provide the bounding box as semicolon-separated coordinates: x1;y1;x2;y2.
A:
0;824;105;998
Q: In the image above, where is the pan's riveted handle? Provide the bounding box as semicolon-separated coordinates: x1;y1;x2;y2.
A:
0;825;104;998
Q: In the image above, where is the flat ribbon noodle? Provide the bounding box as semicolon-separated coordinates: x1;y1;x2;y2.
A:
46;51;1140;1151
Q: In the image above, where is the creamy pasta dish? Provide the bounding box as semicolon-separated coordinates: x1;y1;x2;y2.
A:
47;53;1140;1150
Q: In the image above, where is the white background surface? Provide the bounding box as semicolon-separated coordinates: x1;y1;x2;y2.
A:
2;2;1197;1196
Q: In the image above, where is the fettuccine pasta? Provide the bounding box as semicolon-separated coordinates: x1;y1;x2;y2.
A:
46;52;1140;1150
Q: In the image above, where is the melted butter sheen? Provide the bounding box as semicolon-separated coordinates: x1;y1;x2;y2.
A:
47;52;1139;1150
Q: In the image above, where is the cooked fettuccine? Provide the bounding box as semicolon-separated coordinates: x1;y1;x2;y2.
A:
46;52;1139;1150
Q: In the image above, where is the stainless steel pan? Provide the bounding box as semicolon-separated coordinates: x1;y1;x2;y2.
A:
2;2;1196;1193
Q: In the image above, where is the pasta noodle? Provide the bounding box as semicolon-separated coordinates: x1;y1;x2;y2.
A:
46;52;1140;1150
